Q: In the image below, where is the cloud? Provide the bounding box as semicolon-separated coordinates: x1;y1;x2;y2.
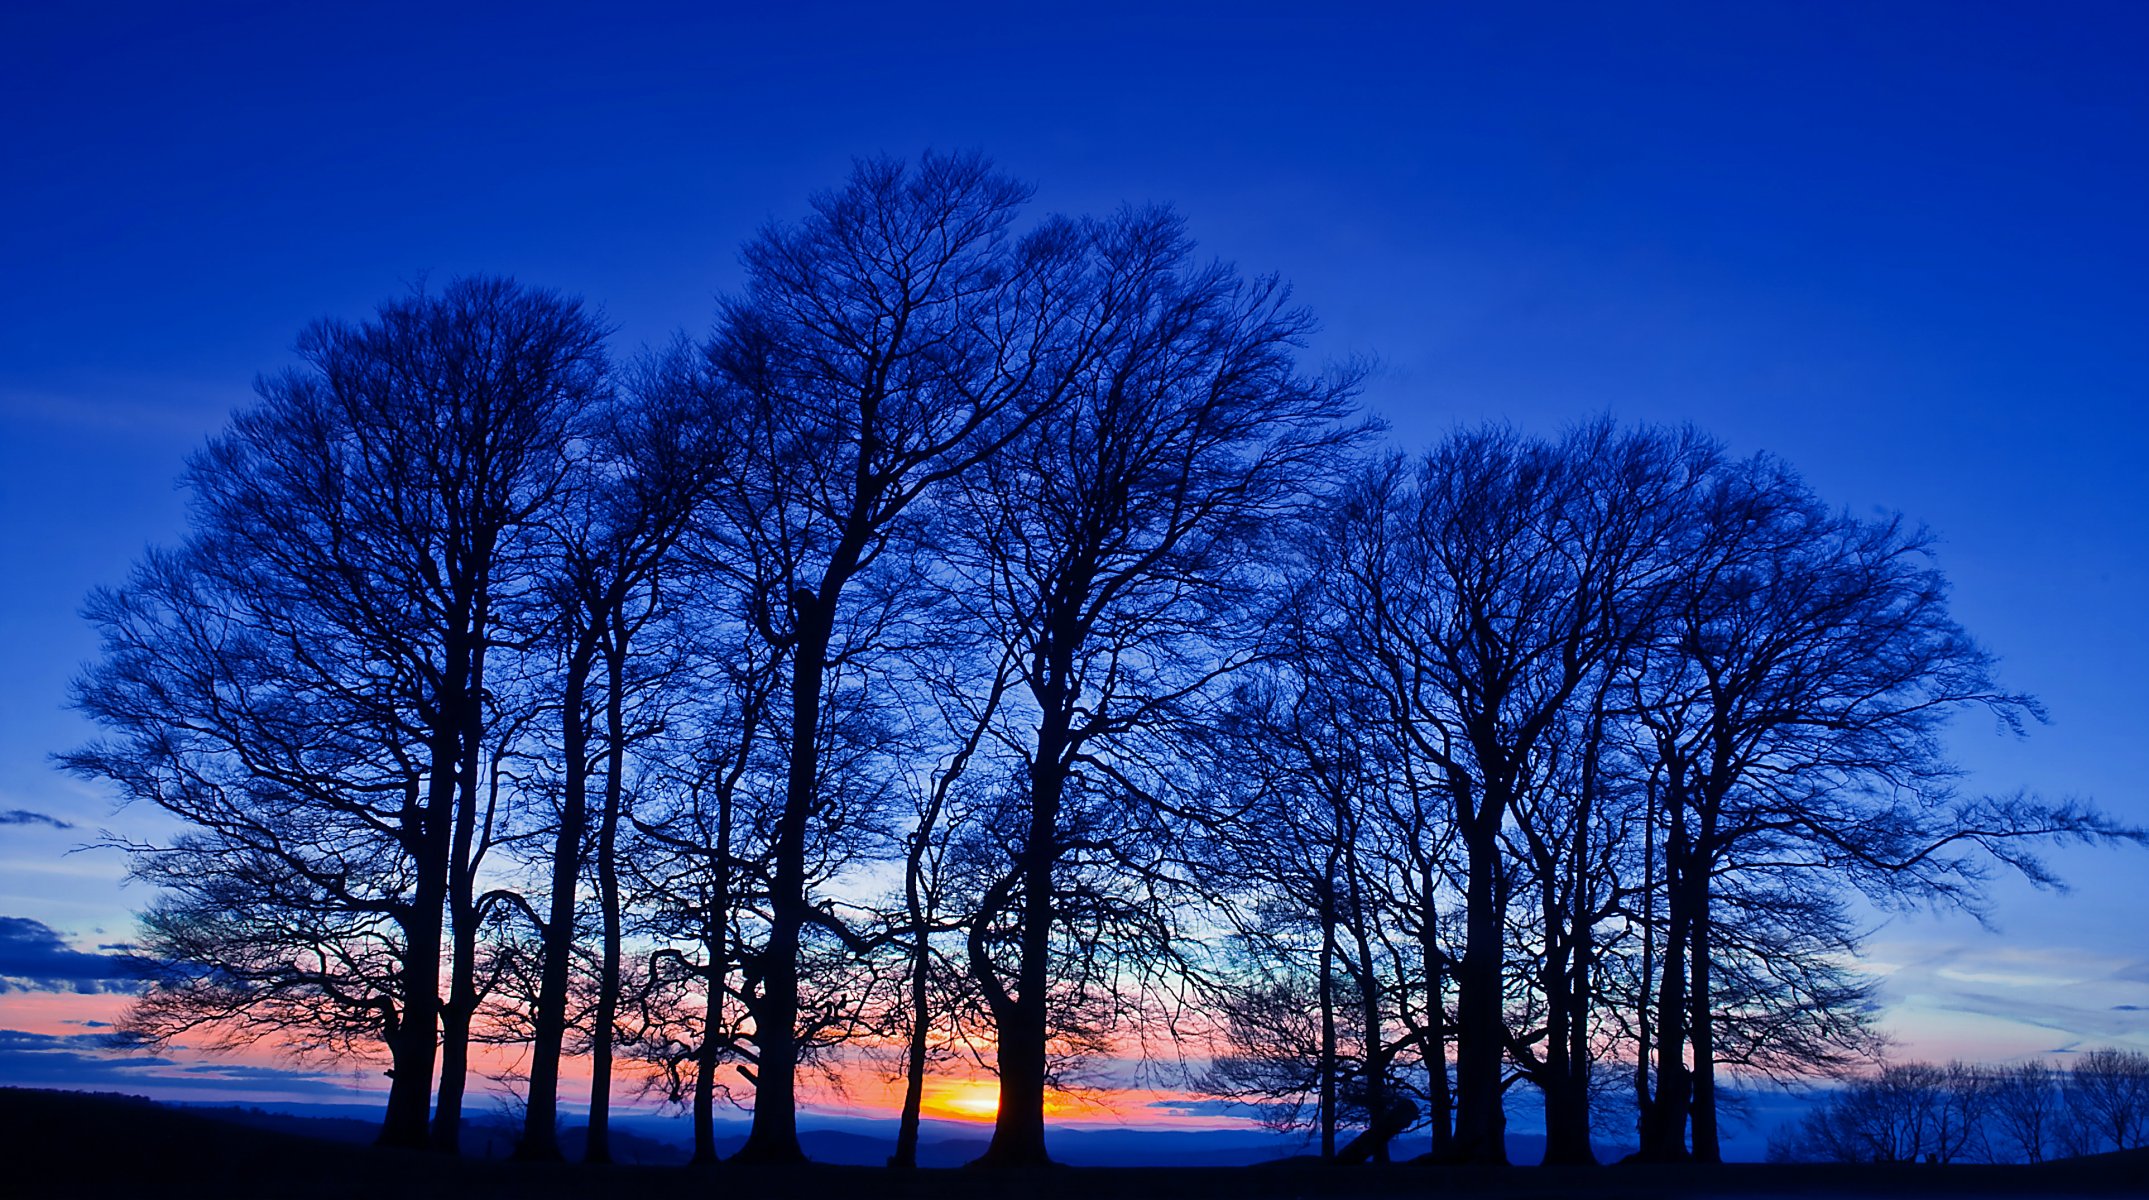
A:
1143;1097;1288;1120
0;917;149;993
1866;938;2149;1052
0;810;74;830
0;1027;360;1099
2115;961;2149;985
0;1029;147;1056
0;386;235;439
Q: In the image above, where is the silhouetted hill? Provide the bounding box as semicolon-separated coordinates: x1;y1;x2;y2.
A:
166;1101;381;1144
6;1088;2145;1199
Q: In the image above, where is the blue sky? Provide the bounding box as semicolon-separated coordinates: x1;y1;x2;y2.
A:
2;0;2145;1113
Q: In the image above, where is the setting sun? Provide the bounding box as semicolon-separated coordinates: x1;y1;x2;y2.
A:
10;4;2148;1187
923;1078;1001;1122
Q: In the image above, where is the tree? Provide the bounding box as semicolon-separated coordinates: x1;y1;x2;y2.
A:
1773;1061;1991;1163
1200;632;1427;1162
1202;686;1360;1160
943;208;1360;1165
67;277;606;1150
703;152;1097;1162
1989;1061;2064;1163
518;346;731;1161
619;637;787;1166
1622;452;2127;1162
886;642;1015;1168
1325;424;1707;1164
2064;1047;2149;1154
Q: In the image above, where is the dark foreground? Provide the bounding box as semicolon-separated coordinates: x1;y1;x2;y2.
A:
3;1089;2142;1200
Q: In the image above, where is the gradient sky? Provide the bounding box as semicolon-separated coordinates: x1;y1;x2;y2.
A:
2;0;2145;1124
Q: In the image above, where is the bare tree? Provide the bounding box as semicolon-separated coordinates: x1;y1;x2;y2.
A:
1325;424;1708;1164
944;208;1360;1166
701;152;1098;1162
1773;1061;1991;1163
1989;1061;2064;1163
67;278;604;1151
1623;452;2130;1162
2064;1046;2149;1154
1199;639;1425;1161
517;346;731;1160
887;642;1015;1168
620;652;785;1166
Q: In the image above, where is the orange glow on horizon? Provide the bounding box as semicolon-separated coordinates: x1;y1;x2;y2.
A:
0;986;1249;1130
921;1076;1001;1122
821;1070;1212;1128
806;1067;1198;1128
0;990;132;1036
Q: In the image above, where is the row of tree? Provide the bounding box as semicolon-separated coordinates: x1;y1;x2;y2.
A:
65;153;2136;1168
1772;1049;2149;1163
1188;421;2141;1165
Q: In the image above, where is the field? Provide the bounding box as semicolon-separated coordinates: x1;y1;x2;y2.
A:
3;1088;2142;1200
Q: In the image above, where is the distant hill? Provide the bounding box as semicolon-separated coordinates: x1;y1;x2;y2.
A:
149;1095;1686;1168
167;1096;1316;1166
8;1087;2144;1199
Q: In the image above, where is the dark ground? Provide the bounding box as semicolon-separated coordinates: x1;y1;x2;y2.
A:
2;1088;2142;1200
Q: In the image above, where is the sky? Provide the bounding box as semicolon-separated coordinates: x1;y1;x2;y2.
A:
2;0;2145;1141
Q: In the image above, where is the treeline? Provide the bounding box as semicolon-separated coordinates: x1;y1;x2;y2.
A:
64;153;2134;1169
1772;1049;2149;1163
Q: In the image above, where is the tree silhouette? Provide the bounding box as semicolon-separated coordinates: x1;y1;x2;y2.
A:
53;160;2146;1177
68;277;606;1150
943;208;1360;1165
518;345;731;1160
701;152;1096;1162
1620;452;2130;1161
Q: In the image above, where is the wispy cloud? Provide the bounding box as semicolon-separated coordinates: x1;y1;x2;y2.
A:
0;386;235;439
0;1028;363;1099
1867;938;2149;1053
1144;1097;1266;1117
0;811;75;830
0;917;149;994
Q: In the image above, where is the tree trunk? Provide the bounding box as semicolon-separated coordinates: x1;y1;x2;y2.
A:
690;766;734;1167
693;747;737;1167
1634;781;1656;1133
1318;876;1338;1160
585;632;629;1164
433;940;474;1155
891;837;937;1171
975;722;1065;1167
1451;806;1509;1165
892;927;932;1168
1567;873;1596;1162
1539;927;1593;1163
1349;876;1386;1163
381;861;444;1148
433;601;492;1154
689;966;720;1164
379;674;465;1148
433;771;480;1151
893;774;950;1168
519;622;599;1160
1640;798;1692;1161
733;591;829;1164
1688;828;1720;1164
894;660;999;1169
1421;902;1453;1160
1542;735;1600;1167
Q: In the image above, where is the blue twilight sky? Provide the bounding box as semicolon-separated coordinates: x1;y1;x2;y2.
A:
2;0;2146;1103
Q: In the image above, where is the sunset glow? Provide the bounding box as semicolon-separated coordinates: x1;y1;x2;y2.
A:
4;7;2147;1184
923;1077;1002;1122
